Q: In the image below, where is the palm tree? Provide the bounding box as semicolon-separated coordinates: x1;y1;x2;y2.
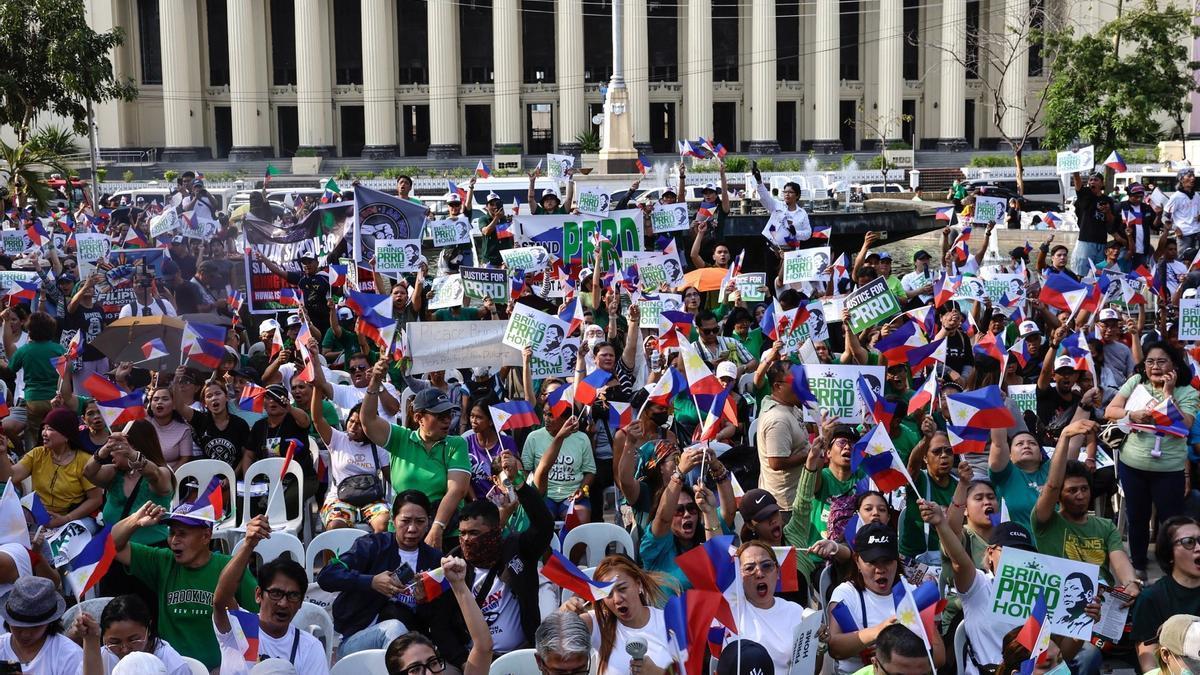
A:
0;141;66;212
26;126;80;157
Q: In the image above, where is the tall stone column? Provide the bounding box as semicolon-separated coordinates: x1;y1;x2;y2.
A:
427;0;461;157
811;0;841;152
686;0;713;142
746;0;778;152
159;0;209;160
556;0;586;154
227;0;272;160
935;0;968;149
999;0;1029;140
87;0;130;150
294;0;334;156
361;0;397;157
875;0;903;148
623;0;650;150
493;0;523;153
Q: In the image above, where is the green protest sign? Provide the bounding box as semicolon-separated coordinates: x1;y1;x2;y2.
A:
1180;298;1200;341
500;246;551;272
429;217;472;248
990;548;1099;640
0;231;25;256
800;364;885;423
514;210;645;270
735;273;767;302
577;189;610;217
374;239;423;273
650;203;689;233
1007;384;1038;414
845;276;901;334
461;266;508;304
973;196;1007;225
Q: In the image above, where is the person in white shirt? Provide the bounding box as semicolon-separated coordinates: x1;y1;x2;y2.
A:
561;554;673;674
72;594;191;675
900;249;936;306
310;350;401;421
723;541;820;674
752;164;812;246
118;269;178;318
0;576;83;675
212;516;329;675
1165;168;1200;252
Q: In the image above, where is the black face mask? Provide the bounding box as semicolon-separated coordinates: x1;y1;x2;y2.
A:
650;411;670;427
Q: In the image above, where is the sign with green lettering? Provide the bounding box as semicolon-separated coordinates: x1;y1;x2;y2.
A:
513;209;645;270
798;364;884;424
845;276;901;334
990;548;1099;640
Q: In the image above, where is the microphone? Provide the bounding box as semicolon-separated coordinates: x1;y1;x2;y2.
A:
626;637;648;673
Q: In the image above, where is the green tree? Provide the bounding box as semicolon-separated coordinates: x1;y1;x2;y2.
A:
0;0;138;144
0;141;66;211
1043;1;1200;155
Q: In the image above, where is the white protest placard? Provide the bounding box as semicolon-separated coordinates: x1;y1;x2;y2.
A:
638;293;683;329
0;231;24;256
1056;145;1095;175
784;609;824;675
428;217;473;248
761;210;807;248
47;520;92;569
781;247;832;284
981;273;1026;305
0;271;38;293
408;321;523;374
529;337;580;380
546;153;575;178
649;202;690;234
1042;444;1115;471
148;210;180;239
75;232;112;276
427;274;464;310
577;189;611;217
801;364;886;423
823;295;846;322
500;246;552;273
1149;187;1169;208
972;196;1008;225
374;239;424;273
735;273;767;302
637;252;685;292
503;302;569;359
951;276;989;303
1094;587;1133;641
1179;298;1200;341
990;548;1100;641
461;266;508;304
1007;384;1038;415
180;214;219;240
781;301;830;355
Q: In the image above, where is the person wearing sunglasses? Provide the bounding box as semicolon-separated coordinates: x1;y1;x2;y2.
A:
899;425;958;564
213;515;329;674
1132;516;1200;672
310;351;402;422
718;542;818;673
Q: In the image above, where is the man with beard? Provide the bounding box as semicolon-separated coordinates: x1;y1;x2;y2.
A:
449;462;554;655
111;501;259;672
212;515;329;673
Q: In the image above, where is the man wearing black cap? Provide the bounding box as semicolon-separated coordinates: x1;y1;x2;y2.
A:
253;249;331;334
476;192;512;267
900;250;934;308
1121;182;1160;269
1070;171;1116;276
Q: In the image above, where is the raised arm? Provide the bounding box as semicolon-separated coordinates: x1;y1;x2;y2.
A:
359;359;395;445
170;366;196;423
252;250;290;283
920;499;978;594
974;221;995;261
442;556;493;675
622;305;640;369
527;168;539;208
690;220;709;269
309;373;333;445
112;501;166;567
718;160;731;213
529;416;579;493
988;426;1011;474
853;232;880;276
650;451;694;538
213;515;268;634
1035;418;1098;527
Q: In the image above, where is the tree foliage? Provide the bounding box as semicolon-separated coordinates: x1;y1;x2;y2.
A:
0;141;66;212
1043;0;1200;153
0;0;138;144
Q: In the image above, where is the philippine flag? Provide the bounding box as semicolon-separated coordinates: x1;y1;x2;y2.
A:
476;160;492;178
488;400;540;432
679;342;728;414
221;609;260;666
933;274;962;308
907;375;940;415
6;280;38;304
945;386;1015;429
771;546;800;593
66;525;117;598
643;367;686;409
973;330;1006;364
343;289;397;350
574;368;613;407
856;374;894;431
935;206;954;222
542;551;615;602
277;288;302;308
787;365;822;409
545;383;575;418
189;477;226;522
1104;150;1128;173
26;492;50;528
664;590;737;675
893;581;936;670
1017;591;1051;672
25;218;48;247
1039;272;1089;315
447;179;468;203
636;153;650;175
141;338;169;361
876;320;928;364
1009;338;1034;369
607;401;633;431
416;567;452;603
675;535;738;593
1043;212;1063;228
908;337;948;372
854;425;914;492
239;383;267;413
948;424;990;454
180;321;228;369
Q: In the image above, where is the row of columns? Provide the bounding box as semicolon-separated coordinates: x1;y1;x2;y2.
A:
149;0;1030;160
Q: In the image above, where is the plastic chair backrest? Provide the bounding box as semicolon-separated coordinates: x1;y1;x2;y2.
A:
489;648;539;675
242;457;305;529
330;647;388;675
61;596;113;631
559;523;635;567
232;531;305;565
817;564;834;611
173;459;237;519
292;600;336;664
181;656;209;675
305;528;368;581
953;618;970;674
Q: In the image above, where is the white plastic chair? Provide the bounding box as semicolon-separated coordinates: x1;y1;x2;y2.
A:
952;619;970;674
181;656;208;675
240;457;306;538
305;528;368;581
560;523;635;567
330;647;388;675
292;600;336;665
817;564;834;611
232;531;305;565
174;459;239;546
62;596;113;629
490;648;539;675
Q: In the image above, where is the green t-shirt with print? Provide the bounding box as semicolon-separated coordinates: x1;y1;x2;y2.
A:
807;467;865;562
1033;511;1122;584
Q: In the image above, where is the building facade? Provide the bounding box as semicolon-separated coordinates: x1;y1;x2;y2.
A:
86;0;1137;160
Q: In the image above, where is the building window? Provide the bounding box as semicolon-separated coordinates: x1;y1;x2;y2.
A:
206;0;229;86
583;0;612;84
270;0;296;85
777;0;800;81
1028;0;1045;76
840;0;859;81
397;1;428;84
647;2;677;81
333;1;362;84
713;0;738;81
136;0;162;85
460;0;494;84
966;0;979;79
902;0;919;81
522;0;555;83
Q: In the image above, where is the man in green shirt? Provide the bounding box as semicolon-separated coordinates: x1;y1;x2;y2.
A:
111;500;259;671
321;305;361;366
1033;416;1142;593
476;192;512;267
360;361;470;551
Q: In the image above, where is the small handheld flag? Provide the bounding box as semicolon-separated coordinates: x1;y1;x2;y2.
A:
476;160;492;178
65;525;117;598
541;551;615;602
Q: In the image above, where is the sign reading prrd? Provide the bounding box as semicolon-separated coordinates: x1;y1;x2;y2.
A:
845;276;901;333
990;548;1099;641
374;239;424;273
503;303;568;359
461;266;508;303
734;273;767;302
577;189;611;217
427;274;464;310
500;246;551;273
0;231;23;257
1056;145;1095;175
781;247;832;284
972;196;1008;225
1007;384;1038;414
649;203;690;234
429;217;473;248
1179;298;1200;341
799;364;886;424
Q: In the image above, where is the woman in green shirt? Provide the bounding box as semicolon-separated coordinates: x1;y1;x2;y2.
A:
1104;341;1200;575
83;419;174;601
5;311;65;446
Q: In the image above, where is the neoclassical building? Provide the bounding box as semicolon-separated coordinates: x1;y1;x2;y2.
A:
83;0;1163;160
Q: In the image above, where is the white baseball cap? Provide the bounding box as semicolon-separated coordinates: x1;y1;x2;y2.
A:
1097;308;1121;322
259;319;281;335
444;191;462;204
1054;355;1076;371
1018;320;1041;337
716;361;738;381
